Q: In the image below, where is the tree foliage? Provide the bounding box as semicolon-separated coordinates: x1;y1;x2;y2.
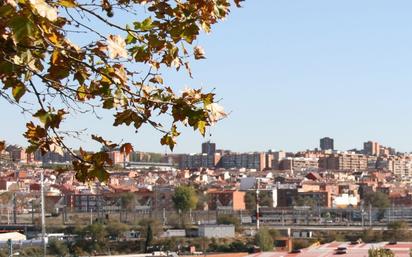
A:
76;223;108;253
172;185;197;212
368;248;394;257
217;214;241;232
364;191;390;209
0;0;242;181
144;223;153;253
385;220;410;241
48;239;70;257
245;191;273;210
120;192;135;210
255;227;274;252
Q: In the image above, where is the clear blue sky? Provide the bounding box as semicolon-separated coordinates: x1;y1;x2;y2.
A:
2;0;412;153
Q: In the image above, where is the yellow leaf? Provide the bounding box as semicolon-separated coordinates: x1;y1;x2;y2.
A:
59;0;76;8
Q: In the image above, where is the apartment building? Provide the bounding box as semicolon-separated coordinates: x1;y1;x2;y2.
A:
319;153;368;171
363;141;380;156
207;189;246;210
320;137;334;151
107;150;130;165
280;157;319;171
220;152;267;171
179;153;221;169
376;156;412;177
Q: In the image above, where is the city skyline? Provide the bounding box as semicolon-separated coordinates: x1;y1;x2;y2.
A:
0;136;409;155
3;1;412;153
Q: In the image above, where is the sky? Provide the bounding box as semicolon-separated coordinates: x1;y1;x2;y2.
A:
2;0;412;153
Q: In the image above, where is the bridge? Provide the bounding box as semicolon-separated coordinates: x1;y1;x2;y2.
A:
0;224;35;233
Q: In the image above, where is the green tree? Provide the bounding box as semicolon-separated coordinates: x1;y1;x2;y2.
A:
364;192;390;209
106;221;130;240
364;191;390;221
138;218;161;238
368;248;394;257
245;191;273;210
120;192;135;221
217;214;241;232
172;185;198;212
385;220;410;241
48;239;69;257
268;229;279;241
0;0;242;182
77;223;108;253
292;239;312;251
245;191;256;210
255;227;274;252
361;228;382;243
144;223;153;253
294;195;317;208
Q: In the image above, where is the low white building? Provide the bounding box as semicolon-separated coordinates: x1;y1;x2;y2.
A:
0;232;26;241
198;224;235;238
332;194;358;208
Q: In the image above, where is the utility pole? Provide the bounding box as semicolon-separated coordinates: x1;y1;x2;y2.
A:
7;239;12;257
162;208;166;226
31;200;34;224
256;178;260;230
12;193;16;224
90;208;93;225
369;203;372;227
40;170;47;256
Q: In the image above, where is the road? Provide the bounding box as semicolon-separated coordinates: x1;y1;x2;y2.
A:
258;225;388;231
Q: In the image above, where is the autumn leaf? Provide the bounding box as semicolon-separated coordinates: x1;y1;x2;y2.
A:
149;75;163;84
0;141;5;152
91;134;117;149
234;0;244;7
12;83;26;103
29;0;58;21
5;0;17;7
205;103;227;124
58;0;77;8
194;46;206;59
120;143;133;155
33;109;66;129
49;142;64;156
9;16;34;43
0;0;240;182
107;35;128;59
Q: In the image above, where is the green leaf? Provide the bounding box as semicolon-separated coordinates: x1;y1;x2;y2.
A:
0;62;15;74
12;83;26;102
141;17;153;30
125;33;137;44
33;109;50;124
9;16;34;43
135;17;153;31
0;5;13;17
160;134;175;151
